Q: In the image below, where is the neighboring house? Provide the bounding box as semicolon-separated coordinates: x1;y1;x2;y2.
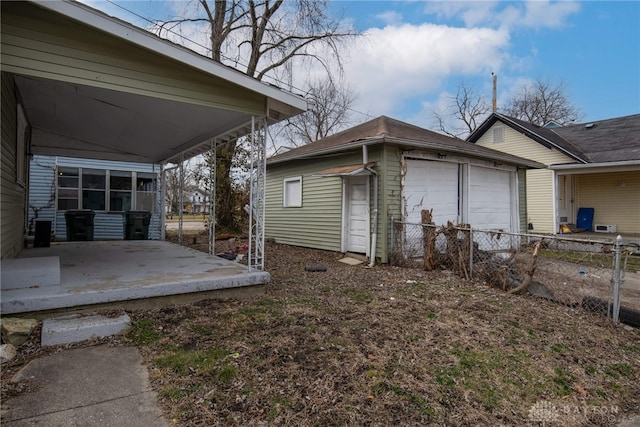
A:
265;116;542;264
188;189;211;214
28;156;163;240
468;113;640;235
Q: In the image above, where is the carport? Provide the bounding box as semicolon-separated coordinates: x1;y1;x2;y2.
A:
0;1;306;314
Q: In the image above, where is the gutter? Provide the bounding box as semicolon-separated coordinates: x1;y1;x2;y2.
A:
550;159;640;172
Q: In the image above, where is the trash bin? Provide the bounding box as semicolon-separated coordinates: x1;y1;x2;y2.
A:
34;220;52;247
64;209;95;241
124;210;151;240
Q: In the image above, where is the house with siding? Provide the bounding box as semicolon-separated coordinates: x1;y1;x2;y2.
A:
0;0;305;314
468;113;640;235
28;156;163;241
265;116;543;264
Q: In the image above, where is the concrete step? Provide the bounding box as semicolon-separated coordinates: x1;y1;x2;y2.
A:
41;313;131;347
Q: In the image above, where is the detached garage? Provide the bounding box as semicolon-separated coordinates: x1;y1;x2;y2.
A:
266;116;542;264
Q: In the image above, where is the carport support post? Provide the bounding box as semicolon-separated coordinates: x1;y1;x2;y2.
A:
178;152;184;246
208;140;216;255
611;235;623;324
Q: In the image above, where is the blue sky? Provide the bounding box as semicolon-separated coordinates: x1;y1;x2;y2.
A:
87;1;639;133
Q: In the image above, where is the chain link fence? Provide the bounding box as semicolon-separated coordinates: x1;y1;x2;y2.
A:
390;218;640;326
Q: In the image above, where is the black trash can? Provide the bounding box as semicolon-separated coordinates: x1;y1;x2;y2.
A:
124;211;151;240
34;220;52;247
64;209;95;241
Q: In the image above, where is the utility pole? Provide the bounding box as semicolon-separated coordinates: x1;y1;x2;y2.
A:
492;73;497;113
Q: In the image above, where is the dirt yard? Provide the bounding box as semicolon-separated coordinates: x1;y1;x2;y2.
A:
3;231;640;426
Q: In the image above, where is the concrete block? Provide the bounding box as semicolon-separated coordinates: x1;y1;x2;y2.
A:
1;317;38;346
1;256;60;290
41;313;131;347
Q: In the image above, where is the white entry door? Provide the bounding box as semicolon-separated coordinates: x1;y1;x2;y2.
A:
345;176;369;254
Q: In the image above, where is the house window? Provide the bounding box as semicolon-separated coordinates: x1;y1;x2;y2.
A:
16;104;28;186
136;172;156;211
57;167;79;210
493;126;504;143
82;169;106;210
109;171;132;211
283;176;302;207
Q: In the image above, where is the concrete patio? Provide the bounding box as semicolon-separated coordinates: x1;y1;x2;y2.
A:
1;241;268;315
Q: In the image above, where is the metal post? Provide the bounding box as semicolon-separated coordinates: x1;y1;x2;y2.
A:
208;140;216;255
611;235;623;324
178;153;184;246
247;117;267;271
159;163;165;241
469;226;474;279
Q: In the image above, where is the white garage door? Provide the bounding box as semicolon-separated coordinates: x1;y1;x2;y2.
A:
468;165;513;231
403;159;459;226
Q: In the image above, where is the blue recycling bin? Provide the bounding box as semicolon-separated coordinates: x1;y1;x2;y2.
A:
576;207;594;231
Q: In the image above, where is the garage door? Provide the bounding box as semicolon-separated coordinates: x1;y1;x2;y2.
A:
403;159;459;225
468;165;513;231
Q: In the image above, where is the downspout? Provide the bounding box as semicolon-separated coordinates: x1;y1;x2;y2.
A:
363;145;378;268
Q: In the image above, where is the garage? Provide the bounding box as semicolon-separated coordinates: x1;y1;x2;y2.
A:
403;159;460;225
468;165;515;231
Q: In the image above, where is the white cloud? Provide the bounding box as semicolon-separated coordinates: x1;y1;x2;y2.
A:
424;1;580;31
375;10;404;26
342;23;510;116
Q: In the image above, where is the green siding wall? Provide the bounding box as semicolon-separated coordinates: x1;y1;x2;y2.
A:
1;2;264;114
1;72;27;258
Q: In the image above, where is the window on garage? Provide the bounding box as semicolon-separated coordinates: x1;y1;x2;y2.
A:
283;176;302;207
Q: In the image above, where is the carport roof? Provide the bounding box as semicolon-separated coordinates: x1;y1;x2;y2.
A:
2;1;307;164
268;116;544;168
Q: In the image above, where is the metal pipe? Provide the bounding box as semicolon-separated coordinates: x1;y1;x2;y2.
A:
363;143;377;268
612;235;622;324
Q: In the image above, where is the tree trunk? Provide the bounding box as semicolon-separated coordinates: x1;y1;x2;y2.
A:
216;140;237;230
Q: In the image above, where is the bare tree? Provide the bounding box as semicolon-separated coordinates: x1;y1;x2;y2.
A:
432;82;491;138
164;164;196;218
502;78;580;126
153;0;357;230
279;77;356;147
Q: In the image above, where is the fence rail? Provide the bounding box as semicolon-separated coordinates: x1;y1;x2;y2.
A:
390;219;640;326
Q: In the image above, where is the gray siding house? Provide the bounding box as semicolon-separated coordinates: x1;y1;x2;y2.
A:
28;156;163;241
266;116;543;264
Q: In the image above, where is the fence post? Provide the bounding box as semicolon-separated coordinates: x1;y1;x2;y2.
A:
469;227;474;279
390;216;395;258
611;235;623;324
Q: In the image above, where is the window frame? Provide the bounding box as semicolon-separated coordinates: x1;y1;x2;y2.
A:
283;176;303;208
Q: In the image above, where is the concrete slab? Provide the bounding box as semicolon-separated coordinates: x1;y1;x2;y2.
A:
3;345;168;426
41;313;131;347
1;240;270;314
0;256;60;290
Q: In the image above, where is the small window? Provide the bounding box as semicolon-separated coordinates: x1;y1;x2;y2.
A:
16;104;28;186
82;169;106;210
57;167;79;210
136;172;156;211
493;126;504;143
109;170;132;211
283;176;302;207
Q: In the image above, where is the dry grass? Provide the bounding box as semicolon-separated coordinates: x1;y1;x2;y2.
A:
2;231;639;426
134;232;640;426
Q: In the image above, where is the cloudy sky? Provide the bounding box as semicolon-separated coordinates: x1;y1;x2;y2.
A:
87;1;639;133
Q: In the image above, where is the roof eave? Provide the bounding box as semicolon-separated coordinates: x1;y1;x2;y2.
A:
33;0;307;114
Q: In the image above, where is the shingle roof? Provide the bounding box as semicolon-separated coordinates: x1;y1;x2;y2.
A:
268;116;543;168
468;113;640;164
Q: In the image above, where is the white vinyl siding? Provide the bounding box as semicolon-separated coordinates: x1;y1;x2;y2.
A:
1;72;27;258
575;171;640;234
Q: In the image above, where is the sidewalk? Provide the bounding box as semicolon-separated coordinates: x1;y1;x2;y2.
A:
2;345;168;426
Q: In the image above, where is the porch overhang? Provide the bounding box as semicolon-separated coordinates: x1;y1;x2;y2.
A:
2;0;307;165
